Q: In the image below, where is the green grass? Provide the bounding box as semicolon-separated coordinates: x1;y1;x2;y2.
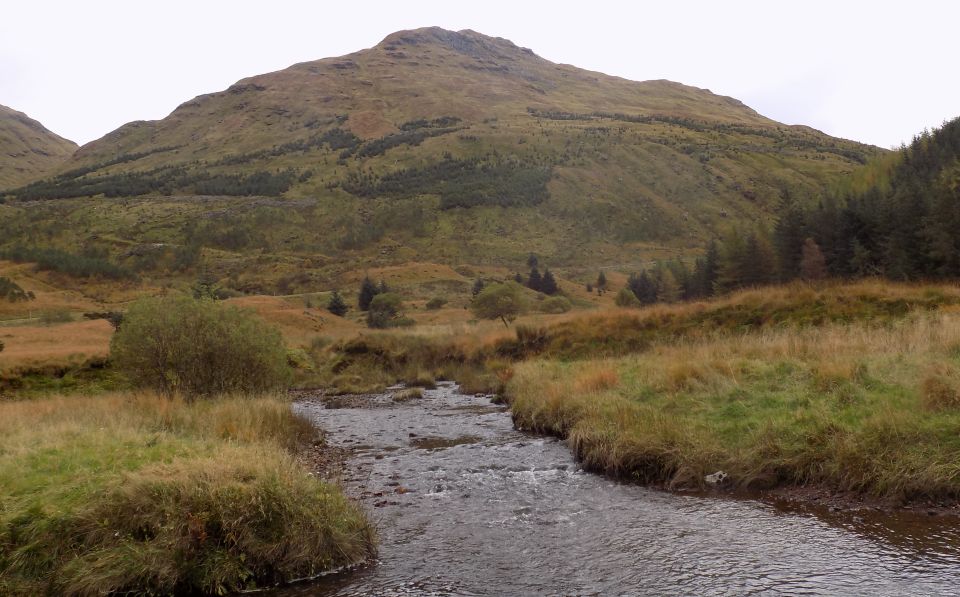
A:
0;393;375;595
506;312;960;501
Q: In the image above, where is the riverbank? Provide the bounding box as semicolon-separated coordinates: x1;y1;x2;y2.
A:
0;393;376;596
505;311;960;506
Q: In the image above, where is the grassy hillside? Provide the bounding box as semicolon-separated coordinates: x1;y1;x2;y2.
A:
1;28;882;285
0;105;76;188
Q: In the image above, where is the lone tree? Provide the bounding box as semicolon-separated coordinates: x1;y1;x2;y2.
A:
471;281;526;327
358;276;379;311
596;271;608;294
327;290;348;316
110;295;290;399
800;238;828;281
540;269;559;295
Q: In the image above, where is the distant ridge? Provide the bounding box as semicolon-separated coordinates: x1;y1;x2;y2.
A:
0;105;76;187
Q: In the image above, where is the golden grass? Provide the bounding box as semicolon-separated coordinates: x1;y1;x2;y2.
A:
0;392;375;595
0;319;112;370
507;311;960;500
572;365;620;393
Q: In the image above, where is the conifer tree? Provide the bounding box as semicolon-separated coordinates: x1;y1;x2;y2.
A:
773;194;808;281
327;290;348;316
540;269;559;295
657;269;682;303
627;271;658;305
358;276;378;311
596;271;608;294
527;267;543;292
692;240;720;298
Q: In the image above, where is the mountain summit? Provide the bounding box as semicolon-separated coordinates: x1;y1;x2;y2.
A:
73;26;773;158
9;28;881;270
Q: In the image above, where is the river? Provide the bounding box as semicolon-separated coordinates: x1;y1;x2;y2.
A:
282;382;960;596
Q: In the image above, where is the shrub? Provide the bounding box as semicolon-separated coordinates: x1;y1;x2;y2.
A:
425;297;447;310
540;296;572;314
110;296;290;398
615;287;642;308
327;290;348;316
367;292;411;329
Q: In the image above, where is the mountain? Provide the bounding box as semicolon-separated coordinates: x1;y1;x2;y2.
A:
0;105;76;188
0;28;883;292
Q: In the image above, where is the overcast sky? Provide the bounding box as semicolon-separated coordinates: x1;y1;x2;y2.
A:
1;0;956;148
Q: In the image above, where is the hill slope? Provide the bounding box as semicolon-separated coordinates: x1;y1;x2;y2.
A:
0;105;76;188
1;28;882;292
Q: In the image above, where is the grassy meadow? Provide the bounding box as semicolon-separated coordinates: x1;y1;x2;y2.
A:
0;393;375;595
503;285;960;502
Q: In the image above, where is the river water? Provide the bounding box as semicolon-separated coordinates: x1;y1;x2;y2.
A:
285;383;960;596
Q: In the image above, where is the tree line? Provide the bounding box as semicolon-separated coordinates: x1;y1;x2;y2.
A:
612;116;960;306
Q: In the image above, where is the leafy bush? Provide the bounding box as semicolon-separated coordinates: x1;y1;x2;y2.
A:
110;296;290;398
366;292;412;329
615;287;642;308
539;296;572;314
471;282;527;327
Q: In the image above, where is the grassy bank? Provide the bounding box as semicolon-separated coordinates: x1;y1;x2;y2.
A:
506;311;960;502
0;393;375;595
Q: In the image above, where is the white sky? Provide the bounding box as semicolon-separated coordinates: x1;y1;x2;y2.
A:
1;0;956;148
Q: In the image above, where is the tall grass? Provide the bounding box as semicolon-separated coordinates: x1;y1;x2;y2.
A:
0;393;375;595
507;312;960;501
312;279;960;395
